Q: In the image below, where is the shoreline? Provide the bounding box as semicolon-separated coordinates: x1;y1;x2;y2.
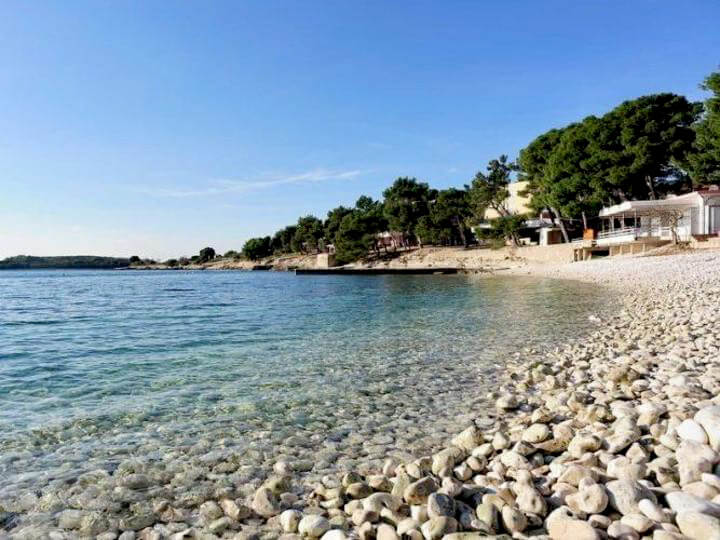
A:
4;250;720;539
253;250;720;539
117;243;707;278
1;265;612;540
113;245;541;273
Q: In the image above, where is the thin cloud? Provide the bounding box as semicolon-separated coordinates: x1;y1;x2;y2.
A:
138;168;363;198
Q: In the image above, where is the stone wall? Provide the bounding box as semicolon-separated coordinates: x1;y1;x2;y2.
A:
608;240;668;256
513;243;577;263
316;253;337;268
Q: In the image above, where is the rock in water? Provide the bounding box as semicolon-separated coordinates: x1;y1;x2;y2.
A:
495;394;519;410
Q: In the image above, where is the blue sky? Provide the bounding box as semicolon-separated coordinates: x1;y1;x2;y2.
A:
1;1;719;259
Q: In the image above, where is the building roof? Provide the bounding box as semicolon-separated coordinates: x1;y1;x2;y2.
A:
599;192;701;218
696;187;720;198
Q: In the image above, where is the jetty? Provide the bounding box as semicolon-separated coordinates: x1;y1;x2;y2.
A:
295;267;459;275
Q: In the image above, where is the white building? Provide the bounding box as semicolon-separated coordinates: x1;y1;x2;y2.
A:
597;188;720;246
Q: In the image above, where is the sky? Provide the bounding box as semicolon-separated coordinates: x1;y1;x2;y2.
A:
1;1;719;260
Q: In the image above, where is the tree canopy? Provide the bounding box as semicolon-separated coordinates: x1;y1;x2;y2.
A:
382;177;435;242
324;206;354;244
271;225;297;254
468;155;516;222
293;215;324;253
689;71;720;184
518;93;701;227
334;196;387;264
242;236;272;261
603;93;699;199
416;188;471;246
197;247;216;263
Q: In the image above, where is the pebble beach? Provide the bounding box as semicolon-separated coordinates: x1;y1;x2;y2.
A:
258;251;720;540
4;250;720;540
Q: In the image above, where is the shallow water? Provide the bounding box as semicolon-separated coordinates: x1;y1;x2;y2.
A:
0;270;608;534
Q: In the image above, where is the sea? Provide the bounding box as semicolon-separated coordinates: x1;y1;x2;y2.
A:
0;269;608;535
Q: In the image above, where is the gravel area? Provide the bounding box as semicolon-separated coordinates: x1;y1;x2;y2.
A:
275;251;720;540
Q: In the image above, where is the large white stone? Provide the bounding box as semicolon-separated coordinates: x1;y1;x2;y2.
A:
696;406;720;452
678;419;710;444
676;511;720;539
546;508;599;540
638;498;669;522
566;484;608;514
280;509;302;533
666;491;720;518
495;394;519;410
321;530;349;540
298;515;331;538
451;426;483;451
522;423;551;443
605;480;656;516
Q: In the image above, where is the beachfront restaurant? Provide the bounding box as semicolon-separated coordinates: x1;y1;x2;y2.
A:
596;189;720;246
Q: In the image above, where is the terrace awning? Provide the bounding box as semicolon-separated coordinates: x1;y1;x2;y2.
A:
599;193;699;218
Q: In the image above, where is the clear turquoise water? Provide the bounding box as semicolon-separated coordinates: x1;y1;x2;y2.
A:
0;270;608;531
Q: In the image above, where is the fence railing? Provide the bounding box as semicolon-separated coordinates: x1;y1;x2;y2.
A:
597;226;640;239
596;226;690;243
597;226;679;237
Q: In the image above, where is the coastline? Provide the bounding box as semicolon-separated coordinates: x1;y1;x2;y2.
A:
5;250;720;539
253;250;720;539
118;244;698;277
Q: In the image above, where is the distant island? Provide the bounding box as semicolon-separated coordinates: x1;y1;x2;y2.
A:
0;255;131;270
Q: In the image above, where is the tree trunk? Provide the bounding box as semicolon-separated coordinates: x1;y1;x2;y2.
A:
581;211;588;230
671;213;681;244
646;176;657;200
459;226;467;248
492;204;509;218
550;206;570;243
454;216;468;247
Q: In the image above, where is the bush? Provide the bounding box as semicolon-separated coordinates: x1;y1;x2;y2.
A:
475;215;525;247
489;238;506;250
242;237;272;261
197;247;216;263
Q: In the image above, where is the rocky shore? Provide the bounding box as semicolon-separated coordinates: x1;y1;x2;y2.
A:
124;254;319;272
4;250;720;539
253;251;720;540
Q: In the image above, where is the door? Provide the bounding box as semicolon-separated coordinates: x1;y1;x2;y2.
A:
711;206;720;234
